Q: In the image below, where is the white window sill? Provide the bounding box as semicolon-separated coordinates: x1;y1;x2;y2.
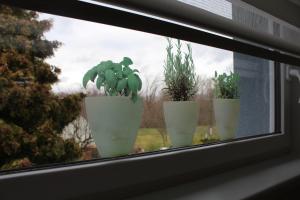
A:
128;153;300;200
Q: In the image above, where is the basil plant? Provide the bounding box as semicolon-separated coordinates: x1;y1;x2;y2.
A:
82;57;142;102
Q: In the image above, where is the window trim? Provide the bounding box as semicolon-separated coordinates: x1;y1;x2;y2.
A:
99;0;300;56
2;0;300;66
0;0;292;199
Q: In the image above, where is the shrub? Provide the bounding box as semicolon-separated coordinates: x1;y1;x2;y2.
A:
1;158;32;170
0;5;83;169
0;119;82;167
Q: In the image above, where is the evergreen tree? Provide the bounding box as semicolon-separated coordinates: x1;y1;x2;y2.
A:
0;5;83;169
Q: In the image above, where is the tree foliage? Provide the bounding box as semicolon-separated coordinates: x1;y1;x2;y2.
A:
163;38;199;101
0;5;83;169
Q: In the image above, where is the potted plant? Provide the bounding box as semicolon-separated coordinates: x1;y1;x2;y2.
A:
163;38;199;148
213;71;240;140
82;57;143;157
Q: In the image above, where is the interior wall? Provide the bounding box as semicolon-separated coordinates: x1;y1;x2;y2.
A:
241;0;300;28
287;75;300;155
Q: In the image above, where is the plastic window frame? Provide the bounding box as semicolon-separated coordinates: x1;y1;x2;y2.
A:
0;1;292;199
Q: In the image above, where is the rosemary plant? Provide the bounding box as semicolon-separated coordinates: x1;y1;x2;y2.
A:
163;38;199;101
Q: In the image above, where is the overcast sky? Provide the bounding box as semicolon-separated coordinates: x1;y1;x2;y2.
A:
39;13;233;94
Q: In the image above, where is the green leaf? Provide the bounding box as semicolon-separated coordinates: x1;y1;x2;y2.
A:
123;66;133;76
111;90;118;96
82;68;97;88
113;63;122;72
105;69;117;88
96;62;106;73
121;57;133;67
104;83;110;94
133;69;139;73
134;74;142;91
97;61;113;73
104;60;114;70
96;75;104;89
82;70;91;88
116;79;127;92
131;91;138;103
116;70;123;79
105;69;114;82
90;70;98;82
128;73;138;92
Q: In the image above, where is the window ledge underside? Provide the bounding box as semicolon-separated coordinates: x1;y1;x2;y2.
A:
128;153;300;200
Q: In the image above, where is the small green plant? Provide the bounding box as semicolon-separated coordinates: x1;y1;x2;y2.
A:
213;71;240;99
82;57;142;102
163;38;199;101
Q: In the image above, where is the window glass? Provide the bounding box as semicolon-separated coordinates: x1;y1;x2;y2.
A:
0;5;275;172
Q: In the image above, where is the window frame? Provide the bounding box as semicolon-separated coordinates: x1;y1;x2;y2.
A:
0;0;293;199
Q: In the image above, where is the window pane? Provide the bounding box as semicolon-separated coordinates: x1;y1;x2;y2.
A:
0;5;276;172
234;53;274;137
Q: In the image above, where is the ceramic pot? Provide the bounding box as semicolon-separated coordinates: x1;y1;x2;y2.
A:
213;98;240;140
163;101;199;147
85;96;143;157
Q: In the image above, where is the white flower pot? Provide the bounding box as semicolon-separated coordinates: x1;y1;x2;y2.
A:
213;99;240;140
85;96;143;157
163;101;199;147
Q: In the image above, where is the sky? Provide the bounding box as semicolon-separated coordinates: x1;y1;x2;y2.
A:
39;12;233;94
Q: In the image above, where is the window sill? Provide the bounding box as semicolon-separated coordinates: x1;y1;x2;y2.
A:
0;133;290;200
128;153;300;200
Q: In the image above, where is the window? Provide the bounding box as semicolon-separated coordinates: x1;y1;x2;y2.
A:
0;3;280;170
0;0;297;199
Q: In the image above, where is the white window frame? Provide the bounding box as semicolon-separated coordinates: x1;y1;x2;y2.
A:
0;1;294;199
